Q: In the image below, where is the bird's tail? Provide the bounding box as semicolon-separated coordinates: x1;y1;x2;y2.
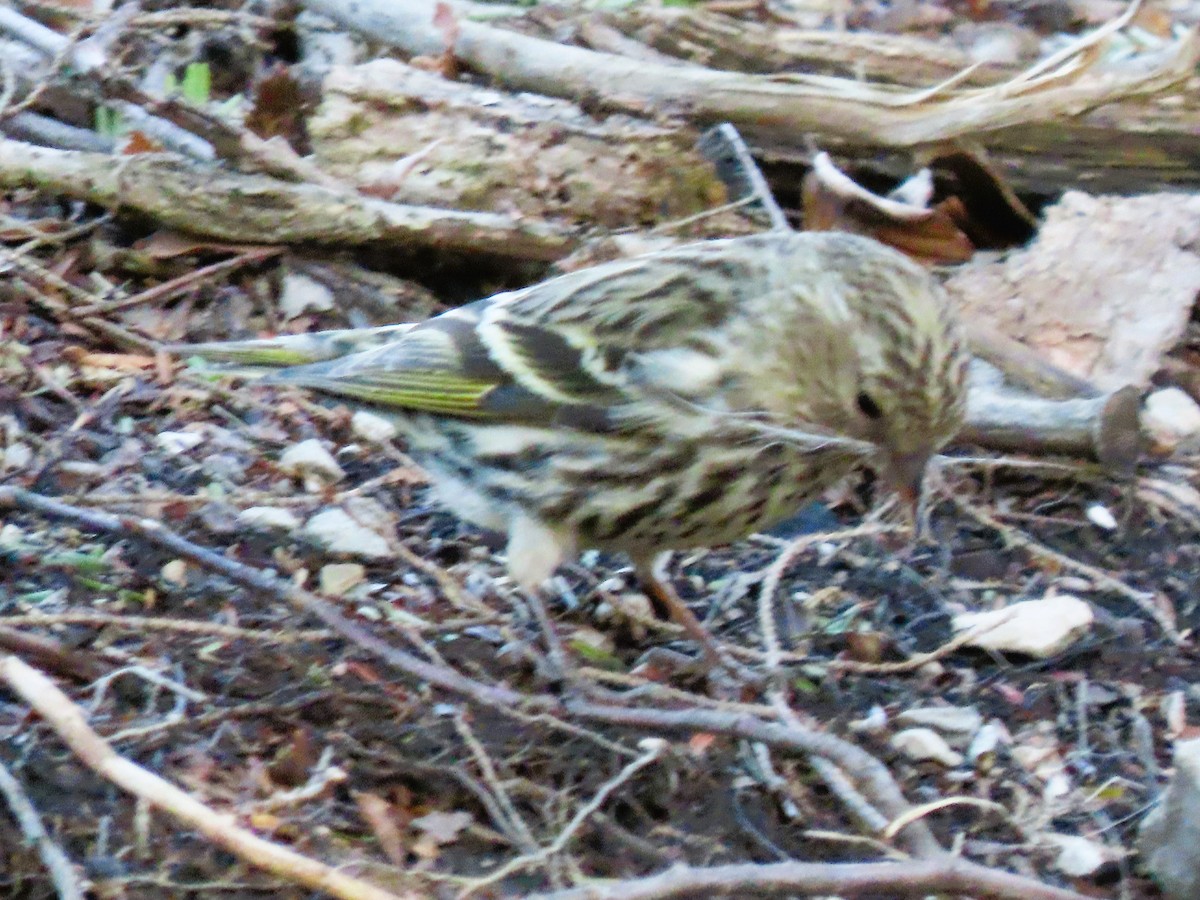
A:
168;323;417;374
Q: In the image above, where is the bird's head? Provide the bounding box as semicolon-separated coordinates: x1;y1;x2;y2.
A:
763;233;970;506
832;238;969;505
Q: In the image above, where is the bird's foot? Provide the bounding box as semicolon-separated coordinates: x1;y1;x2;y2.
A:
633;646;763;694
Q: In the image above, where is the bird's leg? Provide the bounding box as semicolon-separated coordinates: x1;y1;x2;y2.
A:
633;553;731;674
522;585;571;683
506;516;574;683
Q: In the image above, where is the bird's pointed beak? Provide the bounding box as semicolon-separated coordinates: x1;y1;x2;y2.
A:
885;449;932;519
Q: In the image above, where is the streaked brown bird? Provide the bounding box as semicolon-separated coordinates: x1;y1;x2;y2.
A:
180;231;969;669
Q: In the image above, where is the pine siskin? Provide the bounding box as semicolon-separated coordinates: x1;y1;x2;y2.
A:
181;231;969;667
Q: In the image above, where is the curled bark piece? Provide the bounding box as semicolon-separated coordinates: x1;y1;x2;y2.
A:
802;152;974;264
961;383;1143;471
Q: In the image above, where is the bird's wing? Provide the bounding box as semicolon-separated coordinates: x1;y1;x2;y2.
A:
262;302;530;418
249;238;770;425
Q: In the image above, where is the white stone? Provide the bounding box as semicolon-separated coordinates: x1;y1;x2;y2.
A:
848;705;889;734
0;524;25;547
305;508;390;559
1043;770;1072;801
1046;833;1112;877
237;506;301;531
967;719;1012;765
897;706;983;739
278;272;334;320
279;439;345;484
890;728;964;767
320;563;366;596
160;559;188;586
411;810;472;845
1085;503;1118;531
953;595;1093;658
351;409;398;443
155;430;204;455
3;442;32;471
1144;388;1200;455
567;626;615;654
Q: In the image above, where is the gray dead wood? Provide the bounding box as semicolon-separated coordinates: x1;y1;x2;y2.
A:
581;5;1200;194
962;381;1144;471
538;5;1014;87
303;0;1200;195
309;60;731;230
0;138;574;262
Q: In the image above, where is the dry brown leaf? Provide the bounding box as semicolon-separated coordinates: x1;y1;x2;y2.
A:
355;791;409;866
688;732;717;756
245;65;311;148
121;130;165;154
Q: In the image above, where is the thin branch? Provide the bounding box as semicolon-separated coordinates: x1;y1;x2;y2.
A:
0;655;415;900
454;711;540;853
459;740;667;896
0;484;944;859
526;857;1091;900
951;494;1182;643
304;0;1198;148
0;137;576;262
0;757;87;900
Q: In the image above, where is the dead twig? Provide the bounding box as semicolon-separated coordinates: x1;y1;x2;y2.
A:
0;757;87;900
307;0;1198;148
0;485;944;859
0;486;542;712
755;523;902;675
0;624;108;683
951;494;1183;643
453;710;541;853
965;324;1099;401
830;608;1021;674
458;739;667;897
0;138;575;262
72;248;282;318
525;856;1091;900
0;654;416;900
962;381;1144;472
0;612;331;644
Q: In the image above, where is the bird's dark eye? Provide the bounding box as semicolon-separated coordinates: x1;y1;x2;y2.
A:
856;392;883;420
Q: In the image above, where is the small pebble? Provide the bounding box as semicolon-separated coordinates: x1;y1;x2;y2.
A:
320;563;366;596
237;506;301;531
1085;503;1117;531
280;439;345;485
351;410;398;443
155;430;204;456
305;508;390;559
